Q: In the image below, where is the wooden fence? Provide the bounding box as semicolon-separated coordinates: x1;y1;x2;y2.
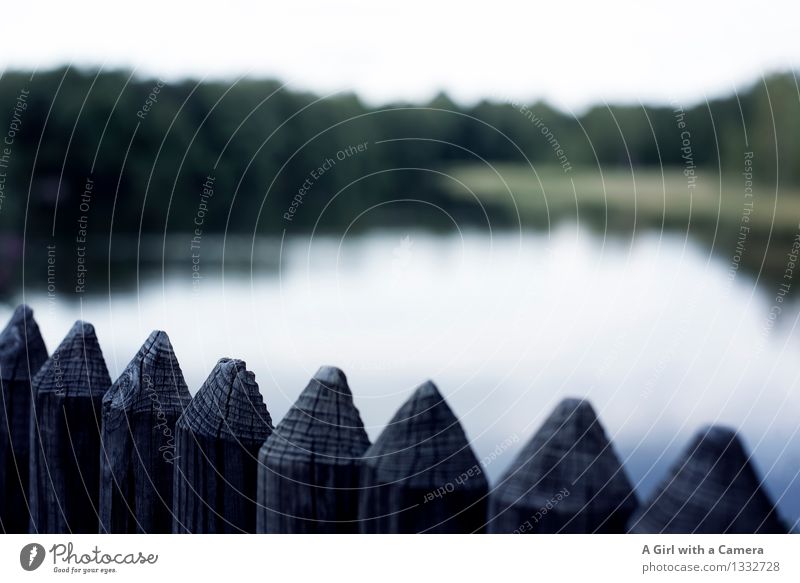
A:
0;305;790;534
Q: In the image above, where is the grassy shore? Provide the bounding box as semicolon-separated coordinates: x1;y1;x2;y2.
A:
440;163;800;293
441;163;800;234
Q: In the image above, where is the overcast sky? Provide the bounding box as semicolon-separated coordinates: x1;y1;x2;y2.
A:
2;0;798;110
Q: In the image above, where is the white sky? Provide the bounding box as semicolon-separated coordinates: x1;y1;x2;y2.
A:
2;0;799;110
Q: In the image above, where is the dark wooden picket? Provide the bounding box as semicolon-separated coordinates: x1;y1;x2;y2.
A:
172;358;271;533
257;366;370;533
358;380;489;533
488;398;638;533
99;330;191;533
0;305;48;533
28;320;111;533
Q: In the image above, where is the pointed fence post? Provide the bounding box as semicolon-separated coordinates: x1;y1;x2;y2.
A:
172;358;272;533
488;398;637;533
257;366;370;533
0;305;48;533
629;426;787;533
358;380;488;533
99;331;191;533
29;321;111;533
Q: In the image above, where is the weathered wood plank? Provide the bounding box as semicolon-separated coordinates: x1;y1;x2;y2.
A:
358;380;488;533
488;398;637;533
257;366;370;533
172;358;272;533
29;320;111;534
629;426;787;533
99;330;191;533
0;305;48;533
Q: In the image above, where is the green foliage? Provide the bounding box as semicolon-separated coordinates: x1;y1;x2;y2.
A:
0;67;797;243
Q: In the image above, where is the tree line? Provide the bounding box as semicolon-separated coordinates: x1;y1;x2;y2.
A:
0;67;797;243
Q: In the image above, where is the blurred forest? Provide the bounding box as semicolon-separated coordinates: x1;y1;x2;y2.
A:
0;68;798;294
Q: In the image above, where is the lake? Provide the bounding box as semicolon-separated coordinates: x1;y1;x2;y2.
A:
6;224;800;528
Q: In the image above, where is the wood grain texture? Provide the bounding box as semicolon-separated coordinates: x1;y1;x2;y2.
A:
629;426;787;533
358;380;488;533
172;358;272;533
257;366;370;533
489;398;637;533
28;320;111;534
99;330;192;533
0;305;48;533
